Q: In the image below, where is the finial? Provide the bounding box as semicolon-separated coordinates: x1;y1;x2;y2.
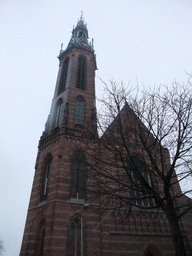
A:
80;11;84;20
77;11;86;26
60;43;63;53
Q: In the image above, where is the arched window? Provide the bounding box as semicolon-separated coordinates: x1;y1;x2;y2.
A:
58;57;69;95
67;216;82;256
129;157;154;207
71;151;85;199
74;98;84;124
79;32;83;38
77;55;86;90
55;99;63;127
40;155;52;202
35;219;46;256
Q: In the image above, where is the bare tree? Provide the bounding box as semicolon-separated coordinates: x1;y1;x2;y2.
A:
85;79;192;256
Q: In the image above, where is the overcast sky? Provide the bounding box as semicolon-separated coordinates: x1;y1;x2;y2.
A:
0;1;192;255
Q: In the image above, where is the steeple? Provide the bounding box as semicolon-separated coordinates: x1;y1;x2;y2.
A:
42;15;97;140
20;17;98;256
59;14;94;57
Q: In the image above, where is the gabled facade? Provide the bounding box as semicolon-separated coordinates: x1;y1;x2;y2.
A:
20;17;192;256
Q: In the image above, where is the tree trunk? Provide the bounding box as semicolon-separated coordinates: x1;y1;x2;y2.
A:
167;213;187;256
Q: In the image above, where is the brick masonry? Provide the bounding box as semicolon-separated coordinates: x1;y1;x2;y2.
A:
19;21;192;256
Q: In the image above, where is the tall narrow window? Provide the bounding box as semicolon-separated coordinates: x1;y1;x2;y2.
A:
74;98;84;124
67;216;82;256
77;55;86;90
40;155;52;201
55;99;63;127
35;219;46;256
71;151;85;199
39;227;46;256
129;157;154;207
58;57;69;95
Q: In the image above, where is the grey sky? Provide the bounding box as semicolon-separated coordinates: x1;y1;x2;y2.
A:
0;1;192;255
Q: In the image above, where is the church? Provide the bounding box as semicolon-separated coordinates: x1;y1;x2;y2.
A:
20;16;192;256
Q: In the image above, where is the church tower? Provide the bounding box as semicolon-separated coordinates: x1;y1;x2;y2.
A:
20;15;192;256
20;16;98;256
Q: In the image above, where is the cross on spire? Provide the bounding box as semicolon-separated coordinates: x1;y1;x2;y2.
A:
80;11;84;21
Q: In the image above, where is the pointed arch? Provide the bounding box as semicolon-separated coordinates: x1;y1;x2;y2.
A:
34;218;46;256
55;99;63;127
70;150;85;199
58;57;69;95
40;153;52;201
67;215;83;256
74;97;85;124
143;244;163;256
77;55;86;90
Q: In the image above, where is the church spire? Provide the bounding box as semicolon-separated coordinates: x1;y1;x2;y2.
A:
61;14;94;53
41;16;97;138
